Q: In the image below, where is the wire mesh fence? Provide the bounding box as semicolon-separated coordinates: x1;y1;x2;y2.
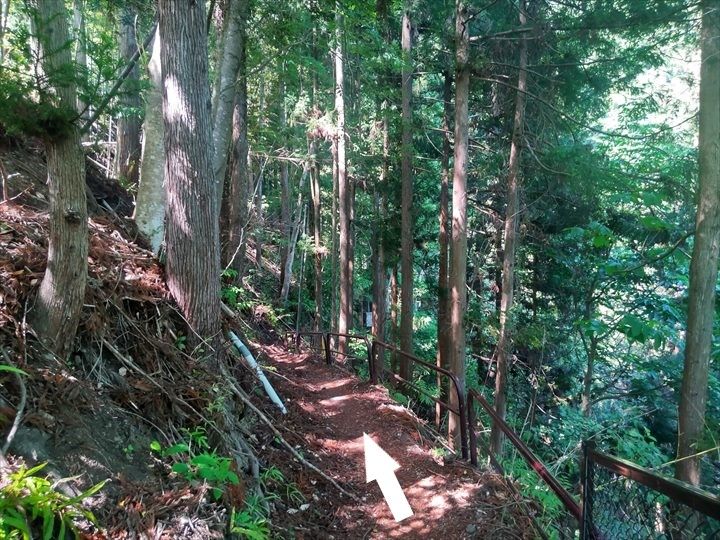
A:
582;443;720;540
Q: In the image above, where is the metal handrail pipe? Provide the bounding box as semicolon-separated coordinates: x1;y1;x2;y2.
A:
468;389;582;522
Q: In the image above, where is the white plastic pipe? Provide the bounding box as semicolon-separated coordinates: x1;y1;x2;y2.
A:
228;331;287;415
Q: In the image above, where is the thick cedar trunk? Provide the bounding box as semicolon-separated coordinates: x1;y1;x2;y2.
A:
30;0;88;359
336;3;352;355
676;0;720;486
490;0;529;456
448;1;469;450
115;6;142;185
158;0;222;355
211;0;246;207
330;133;338;334
135;29;165;253
224;34;249;276
436;68;452;427
399;7;414;378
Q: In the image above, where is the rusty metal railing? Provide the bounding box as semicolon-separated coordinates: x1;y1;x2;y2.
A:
325;332;374;380
468;389;582;525
371;340;468;460
580;441;720;539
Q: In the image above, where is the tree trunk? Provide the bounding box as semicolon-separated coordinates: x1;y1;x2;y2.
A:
279;83;291;297
30;0;88;359
310;137;323;339
254;77;266;265
389;264;400;372
0;0;10;63
158;0;222;356
336;2;352;356
490;0;529;456
448;0;469;450
72;0;88;121
436;67;452;427
115;5;142;185
211;0;247;208
280;164;308;303
676;0;720;486
224;34;249;276
399;6;414;380
372;104;390;378
330;136;338;334
134;28;165;254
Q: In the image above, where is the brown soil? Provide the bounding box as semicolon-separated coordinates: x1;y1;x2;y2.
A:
254;342;537;539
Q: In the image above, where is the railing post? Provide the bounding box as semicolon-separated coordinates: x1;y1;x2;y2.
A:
580;440;596;540
295;331;300;351
324;333;332;366
468;392;478;466
458;388;468;461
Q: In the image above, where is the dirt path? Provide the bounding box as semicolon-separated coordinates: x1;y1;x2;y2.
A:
256;342;534;539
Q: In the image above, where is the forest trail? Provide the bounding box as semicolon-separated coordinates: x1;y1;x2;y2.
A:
254;341;535;539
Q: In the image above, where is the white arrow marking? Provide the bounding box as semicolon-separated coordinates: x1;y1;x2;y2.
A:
363;433;413;522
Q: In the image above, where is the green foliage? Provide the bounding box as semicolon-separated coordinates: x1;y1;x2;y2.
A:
0;463;105;539
229;507;269;540
150;430;239;501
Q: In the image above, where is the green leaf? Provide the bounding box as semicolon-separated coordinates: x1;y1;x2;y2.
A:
0;365;28;376
639;215;668;231
171;462;190;476
150;440;162;453
163;443;190;456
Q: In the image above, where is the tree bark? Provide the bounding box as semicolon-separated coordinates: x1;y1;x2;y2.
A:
676;0;720;486
336;2;352;356
158;0;222;356
211;0;247;208
280;164;308;303
437;68;452;427
30;0;88;359
224;27;249;276
448;0;469;450
115;5;142;185
399;6;414;379
72;0;88;121
134;28;165;254
0;0;10;63
310;137;323;339
279;81;291;297
490;0;529;456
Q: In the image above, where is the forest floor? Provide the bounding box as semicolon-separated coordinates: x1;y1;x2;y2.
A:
0;134;537;539
250;339;537;539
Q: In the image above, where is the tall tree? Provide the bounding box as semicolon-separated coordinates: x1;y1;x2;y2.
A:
115;5;142;185
490;0;529;456
212;0;245;207
436;67;452;426
224;4;249;276
336;1;352;355
398;5;414;378
448;0;469;449
676;0;720;486
158;0;222;355
30;0;88;358
134;28;165;253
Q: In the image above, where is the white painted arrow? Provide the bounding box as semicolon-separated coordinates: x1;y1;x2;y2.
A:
363;433;413;522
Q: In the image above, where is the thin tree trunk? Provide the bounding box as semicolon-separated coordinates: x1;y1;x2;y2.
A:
330;136;338;335
676;0;720;486
310;137;323;340
30;0;88;359
389;264;400;373
134;28;165;254
224;33;249;276
115;5;142;185
436;68;452;427
255;167;264;264
0;0;10;63
211;0;246;208
490;0;529;456
281;164;309;303
158;0;222;356
279;81;291;296
399;6;414;379
448;0;469;450
72;0;88;121
372;106;389;378
336;2;352;355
